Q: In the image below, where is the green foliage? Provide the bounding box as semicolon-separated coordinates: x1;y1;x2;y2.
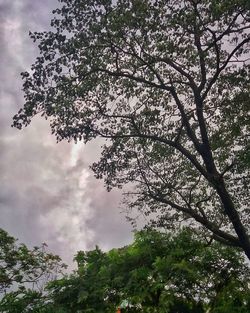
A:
0;229;66;313
37;229;250;313
0;290;48;313
13;0;250;258
7;0;250;309
1;228;250;312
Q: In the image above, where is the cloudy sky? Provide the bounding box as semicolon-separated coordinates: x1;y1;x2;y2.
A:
0;0;133;267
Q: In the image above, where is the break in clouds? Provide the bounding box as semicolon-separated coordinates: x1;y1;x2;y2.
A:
0;0;132;266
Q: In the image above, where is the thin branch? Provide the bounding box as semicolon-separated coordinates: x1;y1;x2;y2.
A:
174;121;184;143
204;11;245;52
202;36;250;100
220;161;236;178
188;174;202;206
96;67;170;90
90;126;208;180
149;192;241;247
157;56;197;90
191;3;207;91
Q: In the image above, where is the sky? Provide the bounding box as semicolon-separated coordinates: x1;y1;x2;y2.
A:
0;0;133;267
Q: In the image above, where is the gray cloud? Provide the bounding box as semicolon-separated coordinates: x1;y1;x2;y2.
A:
0;0;132;267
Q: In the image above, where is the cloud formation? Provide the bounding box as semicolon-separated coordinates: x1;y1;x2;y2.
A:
0;0;132;267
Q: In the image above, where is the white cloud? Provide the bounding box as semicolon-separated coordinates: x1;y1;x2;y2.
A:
0;0;133;268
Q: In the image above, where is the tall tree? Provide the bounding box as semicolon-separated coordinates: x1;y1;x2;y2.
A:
13;0;250;258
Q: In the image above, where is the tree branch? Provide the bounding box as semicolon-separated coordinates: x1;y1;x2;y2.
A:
202;36;250;100
149;192;241;247
91;126;209;180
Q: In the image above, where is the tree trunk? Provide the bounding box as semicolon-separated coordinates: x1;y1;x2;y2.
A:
215;179;250;260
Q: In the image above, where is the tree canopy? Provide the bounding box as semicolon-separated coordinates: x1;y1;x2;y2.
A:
13;0;250;258
2;228;249;312
0;228;66;313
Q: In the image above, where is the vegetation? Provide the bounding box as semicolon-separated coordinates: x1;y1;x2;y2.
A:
0;228;66;313
1;228;249;312
9;0;250;310
13;0;250;258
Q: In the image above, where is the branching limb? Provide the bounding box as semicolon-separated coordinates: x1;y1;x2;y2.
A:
90;126;208;180
149;192;241;247
202;36;250;100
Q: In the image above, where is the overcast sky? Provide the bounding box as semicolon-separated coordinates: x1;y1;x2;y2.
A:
0;0;133;267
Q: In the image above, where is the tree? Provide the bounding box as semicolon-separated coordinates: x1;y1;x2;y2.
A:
1;229;249;312
0;228;66;313
33;229;250;312
13;0;250;258
104;229;250;312
44;247;115;313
